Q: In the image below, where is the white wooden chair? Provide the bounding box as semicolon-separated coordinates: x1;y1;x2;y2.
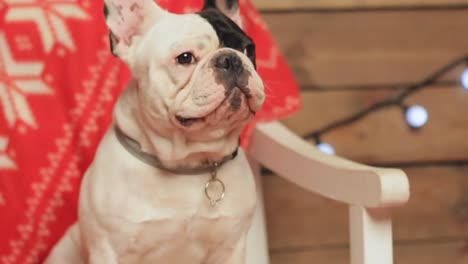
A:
244;121;410;264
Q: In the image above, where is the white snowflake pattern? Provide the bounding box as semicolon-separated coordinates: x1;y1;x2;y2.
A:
4;0;90;52
0;33;54;129
0;136;16;170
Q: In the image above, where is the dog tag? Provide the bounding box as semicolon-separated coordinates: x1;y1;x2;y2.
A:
205;178;225;206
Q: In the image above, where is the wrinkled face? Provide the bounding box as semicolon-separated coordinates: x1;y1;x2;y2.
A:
105;0;265;139
134;13;264;134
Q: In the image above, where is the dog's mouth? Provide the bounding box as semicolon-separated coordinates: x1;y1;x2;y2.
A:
175;115;205;127
174;86;260;129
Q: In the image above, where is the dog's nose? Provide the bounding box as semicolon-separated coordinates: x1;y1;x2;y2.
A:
215;53;243;74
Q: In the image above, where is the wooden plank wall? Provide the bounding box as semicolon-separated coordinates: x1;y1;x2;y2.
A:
252;1;468;263
255;0;468;10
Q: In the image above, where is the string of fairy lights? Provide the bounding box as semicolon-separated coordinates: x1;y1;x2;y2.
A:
304;55;468;155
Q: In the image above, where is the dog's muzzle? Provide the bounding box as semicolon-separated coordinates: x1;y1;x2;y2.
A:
212;51;251;97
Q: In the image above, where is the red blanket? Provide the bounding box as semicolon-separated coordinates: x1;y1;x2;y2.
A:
0;0;300;262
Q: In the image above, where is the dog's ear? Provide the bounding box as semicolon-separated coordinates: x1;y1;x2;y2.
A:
104;0;165;59
203;0;242;28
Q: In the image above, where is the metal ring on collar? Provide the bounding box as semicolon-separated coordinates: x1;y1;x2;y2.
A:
205;178;226;206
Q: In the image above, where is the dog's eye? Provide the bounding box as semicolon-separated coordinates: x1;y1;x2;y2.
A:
176;52;195;65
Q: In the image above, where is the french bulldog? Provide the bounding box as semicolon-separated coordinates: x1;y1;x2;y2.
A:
44;0;265;263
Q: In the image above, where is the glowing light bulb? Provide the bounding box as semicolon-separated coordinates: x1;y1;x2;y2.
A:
461;69;468;90
405;105;428;128
317;142;335;155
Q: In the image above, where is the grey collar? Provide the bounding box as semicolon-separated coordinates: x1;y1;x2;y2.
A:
114;125;238;175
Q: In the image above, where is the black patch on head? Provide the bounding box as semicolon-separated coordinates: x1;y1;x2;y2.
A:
197;8;256;68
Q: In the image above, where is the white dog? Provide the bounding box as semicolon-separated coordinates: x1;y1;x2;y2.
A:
44;0;265;263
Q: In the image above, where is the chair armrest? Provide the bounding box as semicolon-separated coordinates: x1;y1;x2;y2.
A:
248;121;410;208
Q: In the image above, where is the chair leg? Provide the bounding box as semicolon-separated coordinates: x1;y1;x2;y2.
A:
245;157;270;264
349;206;394;264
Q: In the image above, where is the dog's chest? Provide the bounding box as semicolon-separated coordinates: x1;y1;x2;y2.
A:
85;151;256;263
120;208;251;263
121;174;254;263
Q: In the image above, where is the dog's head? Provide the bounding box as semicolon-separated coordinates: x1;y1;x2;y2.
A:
104;0;265;141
